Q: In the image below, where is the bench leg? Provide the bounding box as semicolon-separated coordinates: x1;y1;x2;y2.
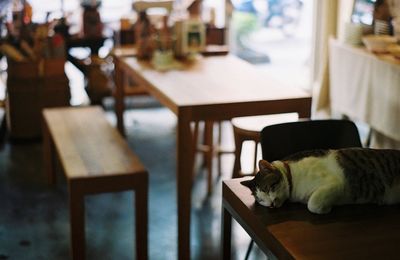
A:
43;122;56;185
69;183;85;260
222;206;232;260
135;177;148;260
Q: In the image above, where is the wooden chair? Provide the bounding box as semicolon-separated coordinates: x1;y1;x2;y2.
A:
192;120;229;194
222;119;363;259
193;113;298;193
231;113;299;178
260;119;362;161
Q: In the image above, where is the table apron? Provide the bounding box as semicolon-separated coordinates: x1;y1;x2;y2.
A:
179;98;312;121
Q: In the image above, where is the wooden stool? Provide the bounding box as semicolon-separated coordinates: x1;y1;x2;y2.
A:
42;106;148;260
231;113;299;178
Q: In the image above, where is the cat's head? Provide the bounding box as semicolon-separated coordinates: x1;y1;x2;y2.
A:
241;160;289;208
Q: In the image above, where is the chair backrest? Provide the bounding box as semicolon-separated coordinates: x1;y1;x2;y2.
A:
260;119;362;162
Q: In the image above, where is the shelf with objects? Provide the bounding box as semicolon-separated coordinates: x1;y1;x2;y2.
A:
0;1;71;139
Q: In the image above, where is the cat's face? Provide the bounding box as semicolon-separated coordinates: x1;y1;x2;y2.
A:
241;160;289;208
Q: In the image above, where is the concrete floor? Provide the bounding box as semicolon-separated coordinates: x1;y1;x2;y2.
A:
0;97;267;260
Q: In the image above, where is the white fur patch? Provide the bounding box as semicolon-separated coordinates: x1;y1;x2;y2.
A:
289;151;347;205
255;188;272;207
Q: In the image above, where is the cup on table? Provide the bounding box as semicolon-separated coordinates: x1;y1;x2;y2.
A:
342;22;363;45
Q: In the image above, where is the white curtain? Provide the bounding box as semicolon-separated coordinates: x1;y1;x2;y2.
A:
310;0;339;117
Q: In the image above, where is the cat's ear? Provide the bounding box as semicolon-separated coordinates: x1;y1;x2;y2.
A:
259;160;275;172
241;178;256;190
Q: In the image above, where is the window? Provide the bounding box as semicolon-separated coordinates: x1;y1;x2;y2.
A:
228;0;314;90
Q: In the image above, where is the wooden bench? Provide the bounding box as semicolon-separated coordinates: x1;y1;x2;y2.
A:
42;106;148;260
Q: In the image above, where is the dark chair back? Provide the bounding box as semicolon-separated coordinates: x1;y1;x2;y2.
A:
260;119;362;162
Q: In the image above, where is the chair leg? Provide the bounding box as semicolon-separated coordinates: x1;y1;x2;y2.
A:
232;129;245;179
217;121;223;177
191;120;216;194
253;141;258;175
244;240;254;260
204;121;214;194
193;120;226;194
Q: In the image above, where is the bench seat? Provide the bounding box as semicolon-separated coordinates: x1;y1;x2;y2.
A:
42;106;148;260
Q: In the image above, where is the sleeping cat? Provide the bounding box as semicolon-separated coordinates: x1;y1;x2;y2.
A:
241;148;400;214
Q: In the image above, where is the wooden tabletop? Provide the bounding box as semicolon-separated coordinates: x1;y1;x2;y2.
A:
223;178;400;260
119;55;311;111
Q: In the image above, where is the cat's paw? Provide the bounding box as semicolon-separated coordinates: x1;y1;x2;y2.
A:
307;203;332;214
307;194;333;214
307;184;340;214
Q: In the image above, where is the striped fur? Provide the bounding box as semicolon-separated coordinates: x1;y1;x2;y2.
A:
337;148;400;203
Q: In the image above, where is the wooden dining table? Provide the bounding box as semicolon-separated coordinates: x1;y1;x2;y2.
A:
113;53;312;259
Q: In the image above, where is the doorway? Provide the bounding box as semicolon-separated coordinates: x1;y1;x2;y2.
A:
229;0;314;90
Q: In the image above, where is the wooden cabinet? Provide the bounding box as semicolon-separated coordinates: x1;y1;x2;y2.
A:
6;59;70;139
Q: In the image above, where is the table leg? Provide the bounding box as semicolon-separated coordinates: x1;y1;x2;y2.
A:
135;175;148;260
177;113;194;260
115;60;126;136
222;206;232;260
191;121;199;179
69;183;85;260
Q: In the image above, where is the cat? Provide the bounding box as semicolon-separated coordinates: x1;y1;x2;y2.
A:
241;147;400;214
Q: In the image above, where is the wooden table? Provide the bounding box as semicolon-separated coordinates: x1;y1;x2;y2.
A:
114;54;312;259
222;178;400;259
